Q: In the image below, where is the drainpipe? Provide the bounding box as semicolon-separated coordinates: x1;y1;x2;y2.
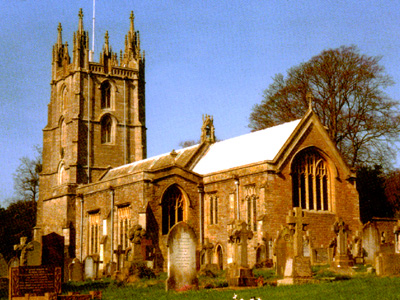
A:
234;178;240;220
79;195;84;262
110;186;115;263
198;184;204;245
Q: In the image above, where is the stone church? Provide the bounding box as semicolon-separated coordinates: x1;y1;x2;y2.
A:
35;10;361;275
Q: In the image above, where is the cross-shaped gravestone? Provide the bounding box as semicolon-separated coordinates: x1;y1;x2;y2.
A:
228;220;253;268
332;218;349;256
114;245;125;270
14;237;33;266
286;207;308;257
202;238;214;265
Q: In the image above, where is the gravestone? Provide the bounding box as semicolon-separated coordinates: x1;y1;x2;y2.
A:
68;258;83;282
331;218;353;270
200;239;218;274
42;232;64;267
14;237;32;266
128;224;147;263
0;254;7;278
8;257;20;271
277;207;313;285
226;220;256;287
394;221;400;254
84;256;97;280
26;241;42;266
363;222;380;265
352;231;364;264
375;253;400;276
9;266;62;299
166;222;198;291
274;227;293;277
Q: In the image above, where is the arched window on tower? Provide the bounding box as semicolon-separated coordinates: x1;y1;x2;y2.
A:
101;81;111;109
101;115;113;144
60;86;67;112
162;185;185;235
58;162;68;185
292;150;330;211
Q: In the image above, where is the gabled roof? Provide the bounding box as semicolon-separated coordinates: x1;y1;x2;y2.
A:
99;110;353;182
101;143;202;181
192;119;301;175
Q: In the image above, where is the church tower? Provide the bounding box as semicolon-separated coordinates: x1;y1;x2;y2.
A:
36;10;146;244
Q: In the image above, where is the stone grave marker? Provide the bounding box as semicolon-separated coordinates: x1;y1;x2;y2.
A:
352;231;364;264
68;258;84;282
331;218;353;270
274;226;293;277
42;232;64;267
226;220;256;287
166;221;198;291
362;222;380;265
9;266;62;299
26;241;42;266
277;207;313;285
0;254;7;278
8;257;20;272
84;256;96;280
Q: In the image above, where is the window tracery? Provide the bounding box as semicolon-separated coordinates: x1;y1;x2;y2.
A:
162;185;185;235
88;211;100;255
292;150;330;211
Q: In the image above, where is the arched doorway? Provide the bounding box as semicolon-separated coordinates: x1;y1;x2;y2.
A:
161;185;186;235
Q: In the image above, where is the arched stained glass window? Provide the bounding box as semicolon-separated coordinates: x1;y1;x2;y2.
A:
292;150;330;211
162;185;185;235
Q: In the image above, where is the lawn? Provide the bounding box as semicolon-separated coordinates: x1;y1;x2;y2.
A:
3;266;400;300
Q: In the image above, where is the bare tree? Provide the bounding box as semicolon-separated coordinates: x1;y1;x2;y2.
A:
12;146;42;202
250;46;400;168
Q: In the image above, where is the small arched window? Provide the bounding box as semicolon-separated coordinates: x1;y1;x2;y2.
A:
292;150;330;211
101;81;111;109
60;119;67;149
58;162;68;185
162;185;185;235
60;86;67;112
101;115;113;144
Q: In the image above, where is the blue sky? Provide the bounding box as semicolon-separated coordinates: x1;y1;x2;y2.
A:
1;0;400;205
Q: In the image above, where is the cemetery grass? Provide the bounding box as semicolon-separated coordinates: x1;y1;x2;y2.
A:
3;267;400;300
58;275;400;300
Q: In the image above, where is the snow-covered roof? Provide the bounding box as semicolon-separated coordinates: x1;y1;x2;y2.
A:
193;119;301;175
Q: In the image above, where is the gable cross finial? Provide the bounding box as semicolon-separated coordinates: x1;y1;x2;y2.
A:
307;92;313;111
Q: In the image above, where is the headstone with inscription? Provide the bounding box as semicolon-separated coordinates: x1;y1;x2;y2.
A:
166;222;198;291
9;266;62;299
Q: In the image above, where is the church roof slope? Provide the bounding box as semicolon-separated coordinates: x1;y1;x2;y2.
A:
192;119;301;175
101;144;201;181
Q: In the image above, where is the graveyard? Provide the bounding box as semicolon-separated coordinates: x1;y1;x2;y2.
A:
3;213;400;300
